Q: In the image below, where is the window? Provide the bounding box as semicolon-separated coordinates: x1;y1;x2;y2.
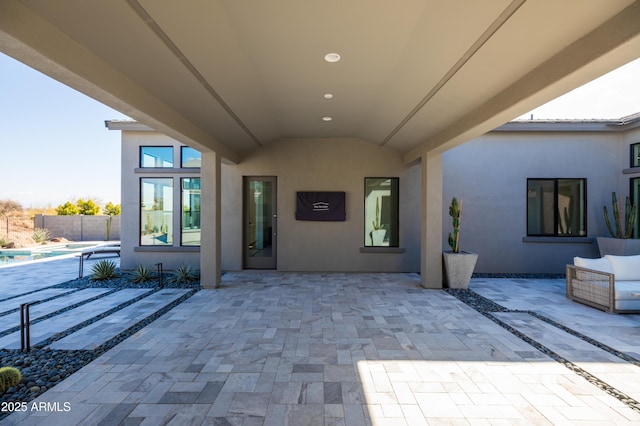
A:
527;178;586;236
140;178;173;245
181;147;201;168
364;178;399;247
631;178;640;239
181;178;201;246
631;143;640;168
140;146;173;168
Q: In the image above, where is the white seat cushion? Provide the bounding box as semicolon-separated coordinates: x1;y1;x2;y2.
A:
573;256;612;273
604;255;640;281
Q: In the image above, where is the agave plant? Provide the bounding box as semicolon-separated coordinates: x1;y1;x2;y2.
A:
130;264;156;284
91;259;118;281
170;264;196;285
32;228;51;244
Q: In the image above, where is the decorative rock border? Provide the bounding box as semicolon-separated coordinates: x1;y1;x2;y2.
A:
447;288;640;413
0;271;200;420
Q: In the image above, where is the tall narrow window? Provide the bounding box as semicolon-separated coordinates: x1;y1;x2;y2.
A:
140;178;173;245
527;178;586;237
140;146;173;168
631;143;640;168
631;178;640;239
181;178;201;246
364;178;399;247
181;147;201;168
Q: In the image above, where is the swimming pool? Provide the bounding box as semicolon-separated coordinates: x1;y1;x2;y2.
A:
0;243;101;267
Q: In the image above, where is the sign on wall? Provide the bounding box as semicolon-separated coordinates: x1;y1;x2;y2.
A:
295;191;346;221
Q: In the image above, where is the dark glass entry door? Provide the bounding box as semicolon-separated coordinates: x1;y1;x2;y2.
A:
244;177;277;269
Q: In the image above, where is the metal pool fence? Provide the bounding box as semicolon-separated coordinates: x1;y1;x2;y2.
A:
0;216;34;245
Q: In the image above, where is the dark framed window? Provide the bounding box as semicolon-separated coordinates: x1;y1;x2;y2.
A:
140;146;173;168
630;178;640;239
527;178;586;237
631;143;640;168
181;178;201;246
181;147;201;168
140;178;173;245
364;178;399;247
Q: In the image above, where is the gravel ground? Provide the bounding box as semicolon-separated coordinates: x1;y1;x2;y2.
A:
0;268;200;419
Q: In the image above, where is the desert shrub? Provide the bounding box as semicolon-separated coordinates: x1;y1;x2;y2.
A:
130;264;156;283
91;259;118;281
0;237;9;248
32;228;51;243
56;201;79;215
0;366;22;393
170;264;197;284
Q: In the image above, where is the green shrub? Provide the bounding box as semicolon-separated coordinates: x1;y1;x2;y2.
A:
0;237;9;248
170;264;197;284
130;264;155;283
32;228;51;244
0;366;22;393
91;259;118;281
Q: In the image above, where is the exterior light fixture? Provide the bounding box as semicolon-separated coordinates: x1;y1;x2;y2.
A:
324;53;341;63
322;116;333;121
324;93;334;99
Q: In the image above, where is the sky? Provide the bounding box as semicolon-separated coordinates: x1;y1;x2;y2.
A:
0;53;129;209
1;53;639;209
516;57;640;120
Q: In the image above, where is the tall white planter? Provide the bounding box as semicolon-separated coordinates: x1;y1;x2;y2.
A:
371;229;387;246
443;251;478;289
596;237;640;256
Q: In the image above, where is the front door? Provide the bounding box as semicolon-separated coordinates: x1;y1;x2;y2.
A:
244;177;277;269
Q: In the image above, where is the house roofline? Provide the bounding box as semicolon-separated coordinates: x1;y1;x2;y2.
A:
495;112;640;132
104;120;154;131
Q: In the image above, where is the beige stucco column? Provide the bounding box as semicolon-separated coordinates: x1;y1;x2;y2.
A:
421;150;443;288
200;150;222;288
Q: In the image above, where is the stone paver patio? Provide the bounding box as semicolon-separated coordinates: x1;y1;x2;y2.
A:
3;267;640;425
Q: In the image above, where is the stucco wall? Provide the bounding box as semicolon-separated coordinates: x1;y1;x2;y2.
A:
443;129;628;273
120;131;200;271
221;138;421;272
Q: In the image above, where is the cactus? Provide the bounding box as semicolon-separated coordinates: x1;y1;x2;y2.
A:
604;192;637;239
448;197;462;253
0;366;22;393
372;197;383;230
559;198;574;235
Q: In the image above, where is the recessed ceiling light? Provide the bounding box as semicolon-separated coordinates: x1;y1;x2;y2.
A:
324;93;334;99
322;116;333;121
324;53;341;63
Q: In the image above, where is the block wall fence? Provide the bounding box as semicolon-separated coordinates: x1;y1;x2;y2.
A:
34;214;121;241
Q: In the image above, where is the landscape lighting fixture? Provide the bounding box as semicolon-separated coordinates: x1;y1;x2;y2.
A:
324;53;341;63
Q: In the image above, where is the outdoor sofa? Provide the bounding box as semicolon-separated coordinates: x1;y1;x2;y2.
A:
566;254;640;313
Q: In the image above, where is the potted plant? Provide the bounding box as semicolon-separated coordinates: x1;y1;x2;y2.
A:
370;197;387;246
442;197;478;289
597;192;640;256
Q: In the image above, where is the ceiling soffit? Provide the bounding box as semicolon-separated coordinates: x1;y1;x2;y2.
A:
2;0;639;160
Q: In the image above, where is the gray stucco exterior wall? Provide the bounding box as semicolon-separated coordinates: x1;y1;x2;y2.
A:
443;123;640;273
221;138;421;272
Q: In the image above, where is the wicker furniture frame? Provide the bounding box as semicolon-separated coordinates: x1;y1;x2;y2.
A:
566;265;640;314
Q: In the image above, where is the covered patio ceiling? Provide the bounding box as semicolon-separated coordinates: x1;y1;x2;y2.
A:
1;0;639;164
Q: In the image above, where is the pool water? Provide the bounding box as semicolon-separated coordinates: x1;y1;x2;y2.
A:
0;243;101;266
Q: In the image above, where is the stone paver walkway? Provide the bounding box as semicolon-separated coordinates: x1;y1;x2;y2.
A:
51;288;190;351
5;272;640;425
